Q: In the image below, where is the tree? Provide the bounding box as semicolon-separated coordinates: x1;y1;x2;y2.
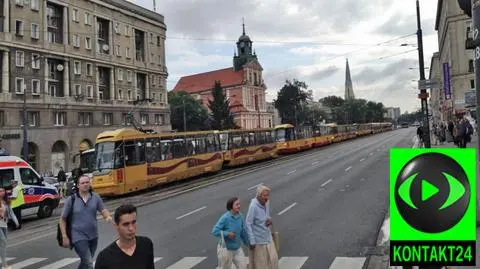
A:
274;79;311;125
208;81;237;130
168;91;209;131
319;95;344;108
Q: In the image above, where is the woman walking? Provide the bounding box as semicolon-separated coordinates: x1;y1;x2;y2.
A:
0;186;19;269
246;185;278;269
212;197;249;269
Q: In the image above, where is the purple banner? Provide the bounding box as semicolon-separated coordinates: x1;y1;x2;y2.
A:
443;63;451;100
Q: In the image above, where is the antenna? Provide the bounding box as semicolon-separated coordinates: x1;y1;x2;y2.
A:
153;0;156;11
242;17;245;35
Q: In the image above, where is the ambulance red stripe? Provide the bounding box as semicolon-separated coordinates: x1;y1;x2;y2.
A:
0;161;29;168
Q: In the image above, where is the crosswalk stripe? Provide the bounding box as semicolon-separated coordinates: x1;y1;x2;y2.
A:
328;257;366;269
36;258;80;269
165;257;206;269
279;256;309;269
11;258;47;269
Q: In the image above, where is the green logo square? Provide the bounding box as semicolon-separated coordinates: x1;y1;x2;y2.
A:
389;148;476;266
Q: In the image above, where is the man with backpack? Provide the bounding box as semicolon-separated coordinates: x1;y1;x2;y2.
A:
59;175;112;269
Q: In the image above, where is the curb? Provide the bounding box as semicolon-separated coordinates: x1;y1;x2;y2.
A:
363;209;390;269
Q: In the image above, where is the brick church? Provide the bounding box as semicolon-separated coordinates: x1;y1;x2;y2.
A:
172;23;274;129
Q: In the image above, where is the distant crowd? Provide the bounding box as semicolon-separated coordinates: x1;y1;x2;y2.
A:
416;117;474;148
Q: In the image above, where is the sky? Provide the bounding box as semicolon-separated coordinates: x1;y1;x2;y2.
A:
135;0;440;114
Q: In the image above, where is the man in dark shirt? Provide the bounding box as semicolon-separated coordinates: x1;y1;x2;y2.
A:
94;204;155;269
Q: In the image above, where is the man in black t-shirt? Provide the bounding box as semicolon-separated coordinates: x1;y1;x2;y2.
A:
94;204;155;269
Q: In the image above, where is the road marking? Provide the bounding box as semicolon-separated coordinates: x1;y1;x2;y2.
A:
339;189;345;192
321;179;332;187
278;202;297;216
279;256;309;269
37;258;80;269
328;257;366;269
176;206;207;220
345;166;352;172
346;185;350;188
318;188;324;191
311;161;319;165
154;257;163;263
360;158;365;162
286;170;296;175
369;152;373;156
165;257;206;269
360;178;365;181
248;183;263;190
12;258;47;269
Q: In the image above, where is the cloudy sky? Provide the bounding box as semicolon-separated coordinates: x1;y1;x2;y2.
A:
135;0;439;114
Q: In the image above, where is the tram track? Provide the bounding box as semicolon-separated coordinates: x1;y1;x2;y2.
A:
8;130;401;246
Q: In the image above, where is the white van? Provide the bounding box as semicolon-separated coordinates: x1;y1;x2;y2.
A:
0;156;60;218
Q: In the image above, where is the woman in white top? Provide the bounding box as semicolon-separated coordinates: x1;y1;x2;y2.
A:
0;187;19;269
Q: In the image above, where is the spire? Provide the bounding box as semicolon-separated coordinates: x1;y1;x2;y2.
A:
345;58;355;100
242;17;245;35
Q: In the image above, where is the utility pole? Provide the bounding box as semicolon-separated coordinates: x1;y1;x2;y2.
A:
416;0;431;148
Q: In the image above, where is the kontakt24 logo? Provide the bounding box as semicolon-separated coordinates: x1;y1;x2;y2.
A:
389;148;476;267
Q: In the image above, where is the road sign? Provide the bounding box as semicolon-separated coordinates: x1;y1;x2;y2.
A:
418;79;438;90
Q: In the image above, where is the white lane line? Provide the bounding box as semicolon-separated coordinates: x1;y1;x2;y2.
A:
360;158;365;162
339;189;345;192
176;206;207;220
11;258;41;269
286;170;296;175
154;257;163;263
248;183;263;190
360;178;365;181
37;258;80;269
345;166;352;172
278;202;297;216
166;257;206;269
311;161;319;165
346;185;350;188
321;179;332;187
328;257;366;269
369;152;373;156
279;256;309;269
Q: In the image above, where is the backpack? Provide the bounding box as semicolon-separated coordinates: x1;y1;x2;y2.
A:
56;194;76;248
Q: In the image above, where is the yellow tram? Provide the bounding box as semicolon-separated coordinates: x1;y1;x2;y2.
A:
274;124;313;154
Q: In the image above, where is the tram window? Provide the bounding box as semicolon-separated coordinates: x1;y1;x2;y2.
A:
276;129;285;142
219;133;229;151
231;134;242;149
206;134;217;152
264;131;272;143
195;136;207;154
124;139;145;166
152;138;162;162
186;137;196;155
248;133;256;146
172;138;186;158
256;132;265;144
160;139;172;160
146;138;155;163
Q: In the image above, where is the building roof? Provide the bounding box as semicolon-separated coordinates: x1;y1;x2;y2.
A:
172;67;244;94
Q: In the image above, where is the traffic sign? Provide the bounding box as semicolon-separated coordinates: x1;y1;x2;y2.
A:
418;79;438;90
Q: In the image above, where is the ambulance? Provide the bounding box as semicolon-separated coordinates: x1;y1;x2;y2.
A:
0;156;60;218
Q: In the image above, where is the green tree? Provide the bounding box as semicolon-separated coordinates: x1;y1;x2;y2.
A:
168;91;209;131
208;80;236;130
319;95;344;107
274;79;311;125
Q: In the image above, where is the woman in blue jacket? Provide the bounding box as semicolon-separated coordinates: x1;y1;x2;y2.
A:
212;197;249;269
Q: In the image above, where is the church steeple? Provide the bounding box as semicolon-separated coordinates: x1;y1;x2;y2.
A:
233;18;257;71
345;58;355;100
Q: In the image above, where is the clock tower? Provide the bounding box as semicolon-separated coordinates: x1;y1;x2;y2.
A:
233;20;258;71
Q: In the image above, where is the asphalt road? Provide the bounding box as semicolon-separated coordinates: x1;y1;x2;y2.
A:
5;128;415;269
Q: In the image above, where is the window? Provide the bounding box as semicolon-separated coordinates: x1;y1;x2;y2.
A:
15;0;23;6
31;54;40;69
19;168;40;185
54;112;66;126
27;111;39;126
114;22;120;34
16;51;24;67
84;12;91;25
72;8;79;22
140;114;148;125
0;169;14;187
115;45;121;56
125;47;131;58
157;36;161;46
103;113;113;125
15;78;24;94
124;25;130;36
31;24;39;39
127;70;132;82
118;69;123;81
86;63;92;76
86;85;93;98
118;90;123;100
15;20;24;36
31;79;40;95
72;34;80;47
85;37;92;49
74;84;81;95
122;113;132;125
77;112;92;125
154;114;163;125
49;84;56;96
469;60;474;72
471;79;475;89
127;90;132;100
74;61;81;75
124;139;146;166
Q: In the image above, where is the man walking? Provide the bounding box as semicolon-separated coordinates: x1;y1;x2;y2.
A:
59;175;112;269
57;167;67;198
94;204;155;269
10;181;24;229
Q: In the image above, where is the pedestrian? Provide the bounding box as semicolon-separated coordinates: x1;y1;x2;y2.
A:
59;175;112;269
212;197;249;269
57;167;67;198
94;204;154;269
9;181;24;230
0;186;18;269
246;185;278;269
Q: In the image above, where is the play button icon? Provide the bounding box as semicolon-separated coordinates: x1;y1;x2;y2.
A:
422;179;439;201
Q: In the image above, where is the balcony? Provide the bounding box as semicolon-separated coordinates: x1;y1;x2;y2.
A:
466;28;475;50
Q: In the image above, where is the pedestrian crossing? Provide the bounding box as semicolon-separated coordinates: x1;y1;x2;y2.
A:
2;255;367;268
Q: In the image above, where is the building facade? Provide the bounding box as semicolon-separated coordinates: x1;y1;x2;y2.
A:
0;0;171;175
428;52;445;123
172;24;273;129
434;0;474;120
384;107;401;121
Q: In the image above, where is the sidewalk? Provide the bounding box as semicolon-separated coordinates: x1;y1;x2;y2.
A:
364;133;480;269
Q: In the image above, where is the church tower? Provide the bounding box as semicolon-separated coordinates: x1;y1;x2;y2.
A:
233;19;258;71
345;58;355;100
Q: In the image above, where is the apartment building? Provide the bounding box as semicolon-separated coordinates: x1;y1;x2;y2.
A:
0;0;170;175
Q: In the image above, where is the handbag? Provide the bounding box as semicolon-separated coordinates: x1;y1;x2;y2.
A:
56;194;75;247
217;230;230;267
271;224;280;253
